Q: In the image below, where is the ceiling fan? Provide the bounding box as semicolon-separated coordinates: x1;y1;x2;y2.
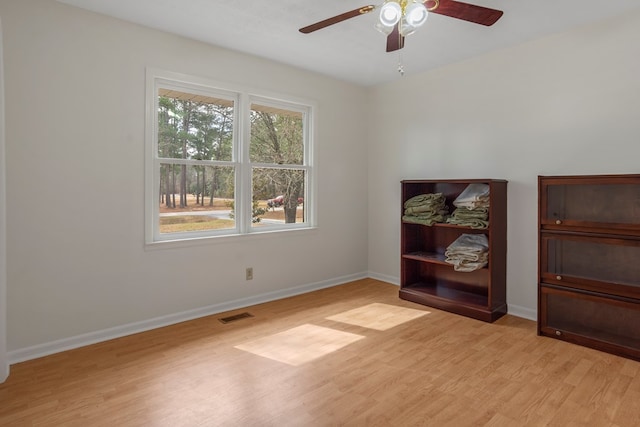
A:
299;0;503;53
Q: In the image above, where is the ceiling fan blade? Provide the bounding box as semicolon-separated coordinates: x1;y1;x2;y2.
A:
386;24;405;52
427;0;503;26
299;5;376;34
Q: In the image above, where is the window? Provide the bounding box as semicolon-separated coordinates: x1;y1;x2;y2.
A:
146;70;314;244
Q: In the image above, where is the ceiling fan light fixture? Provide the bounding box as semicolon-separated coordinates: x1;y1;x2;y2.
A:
405;2;428;27
374;21;395;35
379;1;402;27
399;18;418;37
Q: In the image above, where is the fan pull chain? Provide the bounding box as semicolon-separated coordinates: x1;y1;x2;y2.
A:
397;52;405;76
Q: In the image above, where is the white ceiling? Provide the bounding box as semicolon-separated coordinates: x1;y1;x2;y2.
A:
57;0;640;86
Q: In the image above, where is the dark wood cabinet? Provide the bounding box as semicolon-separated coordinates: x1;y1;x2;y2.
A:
400;179;507;322
538;174;640;361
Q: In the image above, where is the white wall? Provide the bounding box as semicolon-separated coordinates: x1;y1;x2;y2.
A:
367;11;640;319
0;16;8;382
1;0;369;359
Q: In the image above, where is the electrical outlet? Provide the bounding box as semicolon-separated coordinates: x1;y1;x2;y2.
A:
246;267;253;281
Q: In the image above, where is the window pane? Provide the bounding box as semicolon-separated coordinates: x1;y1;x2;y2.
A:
158;89;234;161
158;164;235;234
250;103;303;165
252;168;305;227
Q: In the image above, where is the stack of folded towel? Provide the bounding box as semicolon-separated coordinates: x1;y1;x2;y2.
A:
444;233;489;272
402;193;449;226
446;183;490;229
446;207;489;229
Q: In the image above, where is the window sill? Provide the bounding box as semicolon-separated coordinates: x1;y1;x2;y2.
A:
144;226;318;251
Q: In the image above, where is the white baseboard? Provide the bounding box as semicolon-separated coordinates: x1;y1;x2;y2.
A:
8;272;368;364
367;271;399;286
507;304;537;321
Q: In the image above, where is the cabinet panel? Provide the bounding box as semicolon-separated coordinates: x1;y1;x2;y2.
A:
540;286;640;360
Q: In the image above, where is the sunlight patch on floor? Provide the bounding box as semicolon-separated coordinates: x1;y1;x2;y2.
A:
326;303;429;331
234;324;364;366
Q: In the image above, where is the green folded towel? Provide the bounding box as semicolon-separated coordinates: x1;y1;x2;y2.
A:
404;193;445;209
405;205;449;216
445;207;489;229
402;214;446;226
446;217;489;229
453;207;488;216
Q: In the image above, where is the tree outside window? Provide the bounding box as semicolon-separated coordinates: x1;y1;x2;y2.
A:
250;103;307;227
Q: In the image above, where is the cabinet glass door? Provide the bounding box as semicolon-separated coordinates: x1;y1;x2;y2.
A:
541;234;640;299
540;286;640;360
540;177;640;232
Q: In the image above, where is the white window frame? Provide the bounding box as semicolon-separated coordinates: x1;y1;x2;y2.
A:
145;69;316;246
246;95;312;233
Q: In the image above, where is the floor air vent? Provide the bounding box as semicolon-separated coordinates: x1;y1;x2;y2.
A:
219;312;254;324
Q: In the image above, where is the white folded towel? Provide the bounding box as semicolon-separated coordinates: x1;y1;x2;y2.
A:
444;234;489;272
453;184;490;210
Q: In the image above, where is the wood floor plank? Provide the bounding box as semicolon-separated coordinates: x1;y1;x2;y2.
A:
1;278;639;426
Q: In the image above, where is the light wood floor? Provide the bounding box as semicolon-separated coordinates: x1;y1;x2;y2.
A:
1;279;639;426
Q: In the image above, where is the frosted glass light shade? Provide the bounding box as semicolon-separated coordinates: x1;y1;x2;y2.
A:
399;19;418;37
374;21;395;35
405;2;428;27
379;2;402;26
